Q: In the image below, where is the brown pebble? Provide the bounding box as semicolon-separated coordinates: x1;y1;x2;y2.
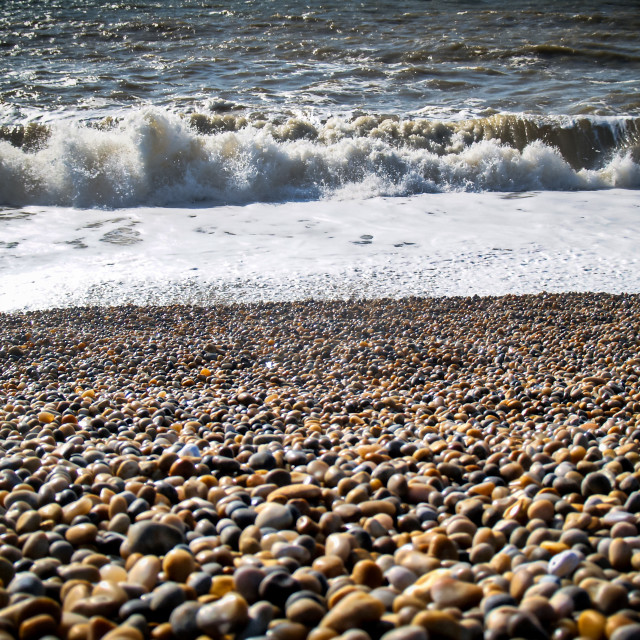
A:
578;609;606;640
430;577;483;610
313;556;347;578
162;549;196;583
320;592;384;633
196;592;249;636
351;560;383;588
608;538;632;572
128;555;162;591
19;614;58;640
66;523;98;546
411;610;466;640
287;598;326;626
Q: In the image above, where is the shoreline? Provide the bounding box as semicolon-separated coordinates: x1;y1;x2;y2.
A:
1;292;640;639
2;190;640;313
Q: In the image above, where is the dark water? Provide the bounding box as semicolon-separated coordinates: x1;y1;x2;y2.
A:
1;0;639;207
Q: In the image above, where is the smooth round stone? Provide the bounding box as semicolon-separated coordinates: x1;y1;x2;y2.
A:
368;587;396;612
549;591;574;619
0;557;15;586
70;594;124;618
270;484;322;501
241;601;275;639
429;577;483;610
122;612;148;637
380;626;428;640
248;451;277;470
58;563;101;582
107;512;131;534
5;491;39;510
469;542;494;564
595;583;629;615
102;626;144;640
16;511;41;535
7;572;45;596
255;503;294;530
169;601;201;640
578;609;606;639
312;555;347;579
606;615;639;639
581;473;612;497
49;540;73;564
603;510;636;526
259;572;299;608
128;555;162;591
385;566;417;591
507;610;548;640
125;521;185;556
18;613;58;640
610;624;640;640
428;534;458;561
528;500;555;523
100;564;128;583
482;593;517;615
163;549;196;583
325;533;353;563
231;508;257;528
286;597;326;626
609;539;632;572
150;582;187;618
556;585;591;612
65;523;98;546
196;593;249;636
93;581;128;609
320;592;385;633
119;598;152;621
548;550;582;577
210;575;235;598
352;560;383;588
411;611;466;640
272;542;310;565
234;566;266;604
519;595;556;628
286;590;326;610
22;532;50;559
186;571;212;597
268;621;308;640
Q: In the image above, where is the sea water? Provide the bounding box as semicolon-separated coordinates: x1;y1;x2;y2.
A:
1;0;639;310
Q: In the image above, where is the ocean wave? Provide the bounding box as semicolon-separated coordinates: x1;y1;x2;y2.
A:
0;110;638;208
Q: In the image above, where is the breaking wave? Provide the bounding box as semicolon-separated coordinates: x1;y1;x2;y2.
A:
0;110;638;208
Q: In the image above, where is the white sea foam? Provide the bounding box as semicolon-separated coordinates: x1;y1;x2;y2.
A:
1;190;638;312
1;109;638;209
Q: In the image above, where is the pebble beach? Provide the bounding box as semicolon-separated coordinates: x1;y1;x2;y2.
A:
1;293;640;640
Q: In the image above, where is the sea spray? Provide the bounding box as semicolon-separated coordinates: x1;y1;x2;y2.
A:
1;110;638;208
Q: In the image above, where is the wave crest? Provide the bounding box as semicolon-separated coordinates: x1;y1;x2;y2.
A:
0;109;638;208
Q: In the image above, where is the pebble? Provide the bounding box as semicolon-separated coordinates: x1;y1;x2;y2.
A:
150;581;187;618
169;601;201;640
255;503;294;530
125;521;185;556
0;294;640;639
7;573;45;597
286;597;327;626
548;550;583;578
162;548;196;583
320;592;385;633
610;624;640;640
429;576;484;610
196;593;249;636
128;555;162;591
